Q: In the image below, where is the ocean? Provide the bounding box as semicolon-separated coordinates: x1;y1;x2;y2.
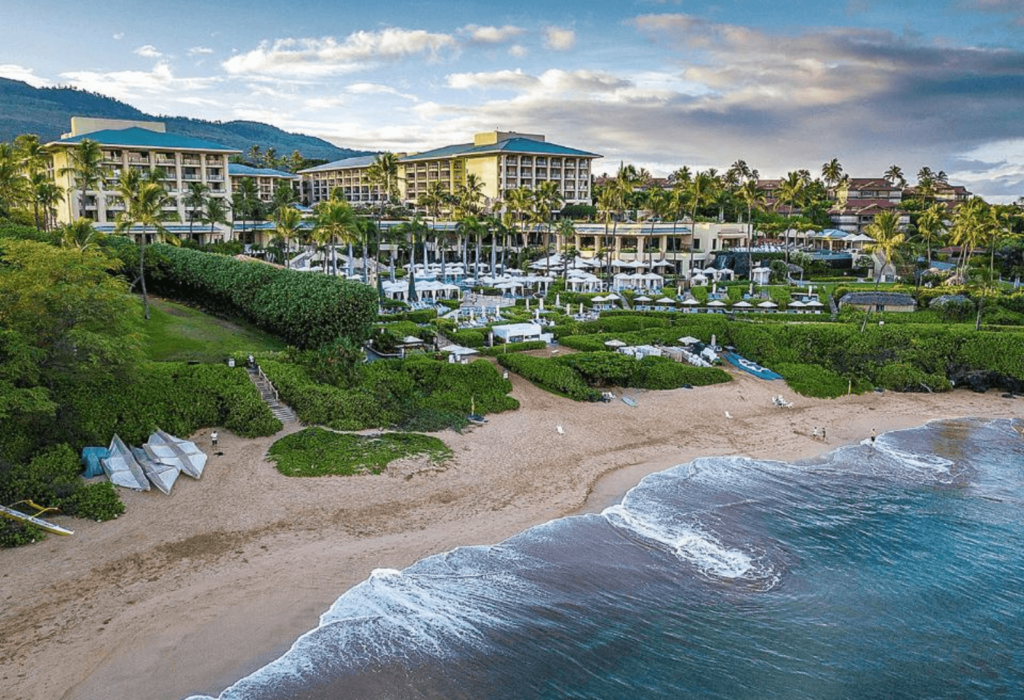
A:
188;418;1024;699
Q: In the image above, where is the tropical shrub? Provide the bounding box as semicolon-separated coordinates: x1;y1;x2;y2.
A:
267;427;452;477
479;340;548;356
497;354;601;401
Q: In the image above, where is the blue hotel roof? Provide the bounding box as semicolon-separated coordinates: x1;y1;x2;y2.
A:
299;154;379;173
228;163;298;179
400;137;600;163
50;127;239;153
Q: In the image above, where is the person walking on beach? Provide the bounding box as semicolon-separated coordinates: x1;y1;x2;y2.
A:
211;430;219;448
870;428;876;444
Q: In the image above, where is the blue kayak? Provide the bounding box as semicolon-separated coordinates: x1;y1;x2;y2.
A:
723;351;782;380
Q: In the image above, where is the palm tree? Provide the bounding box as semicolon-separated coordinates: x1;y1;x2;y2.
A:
61;138;107;221
270;181;298;217
60;217;105;257
273;206;304;259
232;177;263;235
202;196;230;240
312;199;359;276
736;179;766;279
884;164;906;188
0;142;28;217
685;171;719;275
864;210;905;288
28;172;64;231
533;180;563;274
776;171;807;262
184;181;209;239
505;186;534;248
115;168;176;319
914;203;947;268
366;152;402;281
645;187;671;270
456;173;485;218
821;157;844;190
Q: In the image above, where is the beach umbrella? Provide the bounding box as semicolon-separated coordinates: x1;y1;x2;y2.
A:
733;300;753;308
707;299;727;307
605;339;627;348
758;300;778;308
681;298;701;305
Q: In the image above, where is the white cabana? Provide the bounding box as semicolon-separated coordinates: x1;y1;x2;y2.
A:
604;339;627;348
717;268;735;281
678;336;701;345
492;323;546;344
751;266;772;285
690;274;709;286
438;344;479;360
565;271;603;293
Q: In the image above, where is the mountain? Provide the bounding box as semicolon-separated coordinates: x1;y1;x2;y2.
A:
0;77;369;162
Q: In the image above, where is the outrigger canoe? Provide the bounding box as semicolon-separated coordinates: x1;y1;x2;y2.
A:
0;503;74;536
144;429;207;479
101;435;150;491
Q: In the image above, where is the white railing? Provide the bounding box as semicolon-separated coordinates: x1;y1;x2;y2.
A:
257;366;279;402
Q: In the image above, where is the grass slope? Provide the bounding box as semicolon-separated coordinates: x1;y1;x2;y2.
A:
143;298;286;362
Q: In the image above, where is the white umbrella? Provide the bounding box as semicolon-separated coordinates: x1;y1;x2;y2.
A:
707;299;727;307
681;298;701;305
656;297;676;304
605;339;627;348
733;300;753;308
758;300;778;308
678;336;700;345
789;300;806;308
634;295;653;302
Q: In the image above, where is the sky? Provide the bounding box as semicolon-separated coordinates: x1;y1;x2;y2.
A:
2;0;1024;201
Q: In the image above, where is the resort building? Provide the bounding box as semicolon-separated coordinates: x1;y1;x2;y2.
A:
47;117;238;229
298;131;600;213
228;163;299;203
400;130;598;210
298;154;390;208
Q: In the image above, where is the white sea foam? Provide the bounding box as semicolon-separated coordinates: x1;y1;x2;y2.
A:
603;503;753;580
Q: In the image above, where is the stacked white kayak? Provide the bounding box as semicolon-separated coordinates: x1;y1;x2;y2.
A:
100;430;207;495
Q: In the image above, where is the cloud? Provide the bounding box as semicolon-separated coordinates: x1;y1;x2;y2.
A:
134;45;162;58
59;62;220;102
544;27;576;50
188;46;214;56
112;32;124;41
460;24;524;44
0;64;51;87
222;28;457;76
509;44;528;57
345;82;418;101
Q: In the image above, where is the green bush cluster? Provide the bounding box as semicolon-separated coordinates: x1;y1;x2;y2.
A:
0;445;125;547
261;354;518;431
773;363;870;398
447;329;487;348
139;243;379;349
267;427;452;477
497;354;602;401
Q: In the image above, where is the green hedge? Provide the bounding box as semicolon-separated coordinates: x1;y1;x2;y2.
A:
267;427;452;477
478;340;548;356
140;243;379;349
497;354;602;401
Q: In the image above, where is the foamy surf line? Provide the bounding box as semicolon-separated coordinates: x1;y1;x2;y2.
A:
184;418;1019;700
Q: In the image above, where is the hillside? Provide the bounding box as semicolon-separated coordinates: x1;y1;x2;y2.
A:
0;77;368;161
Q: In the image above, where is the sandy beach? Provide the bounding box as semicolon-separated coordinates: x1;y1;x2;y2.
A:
1;366;1020;700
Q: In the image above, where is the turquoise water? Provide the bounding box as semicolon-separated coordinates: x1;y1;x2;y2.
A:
188;418;1024;699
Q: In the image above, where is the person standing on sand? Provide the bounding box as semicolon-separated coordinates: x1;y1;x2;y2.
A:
211;430;219;448
870;428;876;444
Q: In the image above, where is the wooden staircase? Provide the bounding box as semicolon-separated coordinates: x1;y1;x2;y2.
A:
248;366;298;424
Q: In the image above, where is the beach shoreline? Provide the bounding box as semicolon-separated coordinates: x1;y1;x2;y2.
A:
1;372;1019;700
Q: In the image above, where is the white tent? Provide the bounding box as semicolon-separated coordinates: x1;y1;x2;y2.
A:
678;336;700;345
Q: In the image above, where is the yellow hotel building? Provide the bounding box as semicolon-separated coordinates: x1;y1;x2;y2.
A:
47;117;238;227
299;130;600;211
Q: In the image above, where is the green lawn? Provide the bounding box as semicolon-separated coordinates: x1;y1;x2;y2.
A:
142;298;287;362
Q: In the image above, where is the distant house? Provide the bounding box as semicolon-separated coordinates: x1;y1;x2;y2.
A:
839;292;917;313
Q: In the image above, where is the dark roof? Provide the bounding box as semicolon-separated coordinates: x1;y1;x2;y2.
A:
49;126;237;152
840;292;917;307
